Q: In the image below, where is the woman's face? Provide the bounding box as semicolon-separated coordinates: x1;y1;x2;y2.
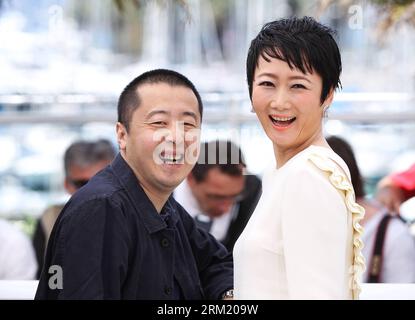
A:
252;55;333;152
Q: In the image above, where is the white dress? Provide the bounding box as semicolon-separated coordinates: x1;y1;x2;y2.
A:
233;145;365;300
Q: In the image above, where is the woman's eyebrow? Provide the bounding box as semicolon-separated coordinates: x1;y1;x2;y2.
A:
288;75;311;83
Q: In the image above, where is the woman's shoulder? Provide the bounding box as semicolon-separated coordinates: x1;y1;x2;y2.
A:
285;146;348;179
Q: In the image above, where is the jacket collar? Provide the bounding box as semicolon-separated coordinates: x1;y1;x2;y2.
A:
110;153;179;234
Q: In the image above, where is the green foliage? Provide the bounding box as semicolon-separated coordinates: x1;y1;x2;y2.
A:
112;0;189;13
8;216;37;238
371;0;414;5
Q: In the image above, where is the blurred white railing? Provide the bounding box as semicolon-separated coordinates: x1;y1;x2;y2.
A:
0;281;414;300
1;92;415;124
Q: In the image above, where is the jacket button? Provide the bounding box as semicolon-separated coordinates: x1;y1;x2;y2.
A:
161;238;169;247
164;286;172;295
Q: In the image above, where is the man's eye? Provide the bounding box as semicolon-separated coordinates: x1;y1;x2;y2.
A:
292;84;306;89
152;121;166;126
184;122;196;128
258;81;274;87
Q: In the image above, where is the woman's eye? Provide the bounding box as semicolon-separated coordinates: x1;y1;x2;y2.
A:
258;81;274;87
292;84;306;89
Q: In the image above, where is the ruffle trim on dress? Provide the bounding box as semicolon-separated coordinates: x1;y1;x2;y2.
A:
308;152;366;300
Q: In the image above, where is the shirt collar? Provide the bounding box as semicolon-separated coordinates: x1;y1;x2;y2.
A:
174;179;203;218
110;153;179;234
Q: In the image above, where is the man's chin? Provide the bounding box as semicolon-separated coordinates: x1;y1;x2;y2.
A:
158;175;187;191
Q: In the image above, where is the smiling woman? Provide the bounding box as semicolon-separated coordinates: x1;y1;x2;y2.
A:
233;16;365;300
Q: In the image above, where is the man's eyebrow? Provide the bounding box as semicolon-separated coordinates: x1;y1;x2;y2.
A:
145;110;169;119
182;111;198;121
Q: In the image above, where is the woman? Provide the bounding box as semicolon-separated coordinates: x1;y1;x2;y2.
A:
233;17;365;299
327;136;415;283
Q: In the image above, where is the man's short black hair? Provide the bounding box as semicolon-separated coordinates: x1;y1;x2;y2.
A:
246;16;342;103
191;140;246;183
117;69;203;132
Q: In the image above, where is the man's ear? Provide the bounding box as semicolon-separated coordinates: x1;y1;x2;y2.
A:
116;122;128;151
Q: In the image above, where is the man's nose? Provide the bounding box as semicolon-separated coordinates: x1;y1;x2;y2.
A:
165;121;185;143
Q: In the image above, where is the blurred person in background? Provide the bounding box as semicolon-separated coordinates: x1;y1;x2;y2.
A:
376;163;415;215
328;136;415;283
174;140;261;252
32;139;116;278
0;218;37;279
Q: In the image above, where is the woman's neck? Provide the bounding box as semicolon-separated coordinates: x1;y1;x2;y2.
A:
274;132;328;169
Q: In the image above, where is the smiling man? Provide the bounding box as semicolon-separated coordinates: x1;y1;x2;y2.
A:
35;69;233;300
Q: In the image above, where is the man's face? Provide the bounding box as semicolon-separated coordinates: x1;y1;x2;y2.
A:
65;160;109;195
188;167;245;218
117;83;201;195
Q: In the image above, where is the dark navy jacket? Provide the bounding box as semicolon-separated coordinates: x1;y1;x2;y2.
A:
35;154;233;300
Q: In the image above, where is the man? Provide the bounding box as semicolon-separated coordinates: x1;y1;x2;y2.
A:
377;163;415;215
35;69;233;300
33;139;116;278
174;140;261;251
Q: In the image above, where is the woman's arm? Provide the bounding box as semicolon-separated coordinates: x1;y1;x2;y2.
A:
281;165;350;299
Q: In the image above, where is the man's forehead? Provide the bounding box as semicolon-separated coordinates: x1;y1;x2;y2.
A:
136;82;194;96
135;83;199;112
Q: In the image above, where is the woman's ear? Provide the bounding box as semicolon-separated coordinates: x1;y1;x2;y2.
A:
323;89;335;107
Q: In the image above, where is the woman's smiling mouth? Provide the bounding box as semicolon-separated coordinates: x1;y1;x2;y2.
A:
269;115;296;130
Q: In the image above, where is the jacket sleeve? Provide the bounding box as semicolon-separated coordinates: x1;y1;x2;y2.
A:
281;165;350;299
178;204;233;300
37;197;131;299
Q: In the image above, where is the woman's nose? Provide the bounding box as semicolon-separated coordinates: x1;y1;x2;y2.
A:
270;89;290;110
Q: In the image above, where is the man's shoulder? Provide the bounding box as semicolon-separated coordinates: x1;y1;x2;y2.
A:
60;168;127;221
73;167;123;202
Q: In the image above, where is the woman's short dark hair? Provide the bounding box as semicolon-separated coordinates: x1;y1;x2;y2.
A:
117;69;203;132
246;16;342;103
327;136;365;198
